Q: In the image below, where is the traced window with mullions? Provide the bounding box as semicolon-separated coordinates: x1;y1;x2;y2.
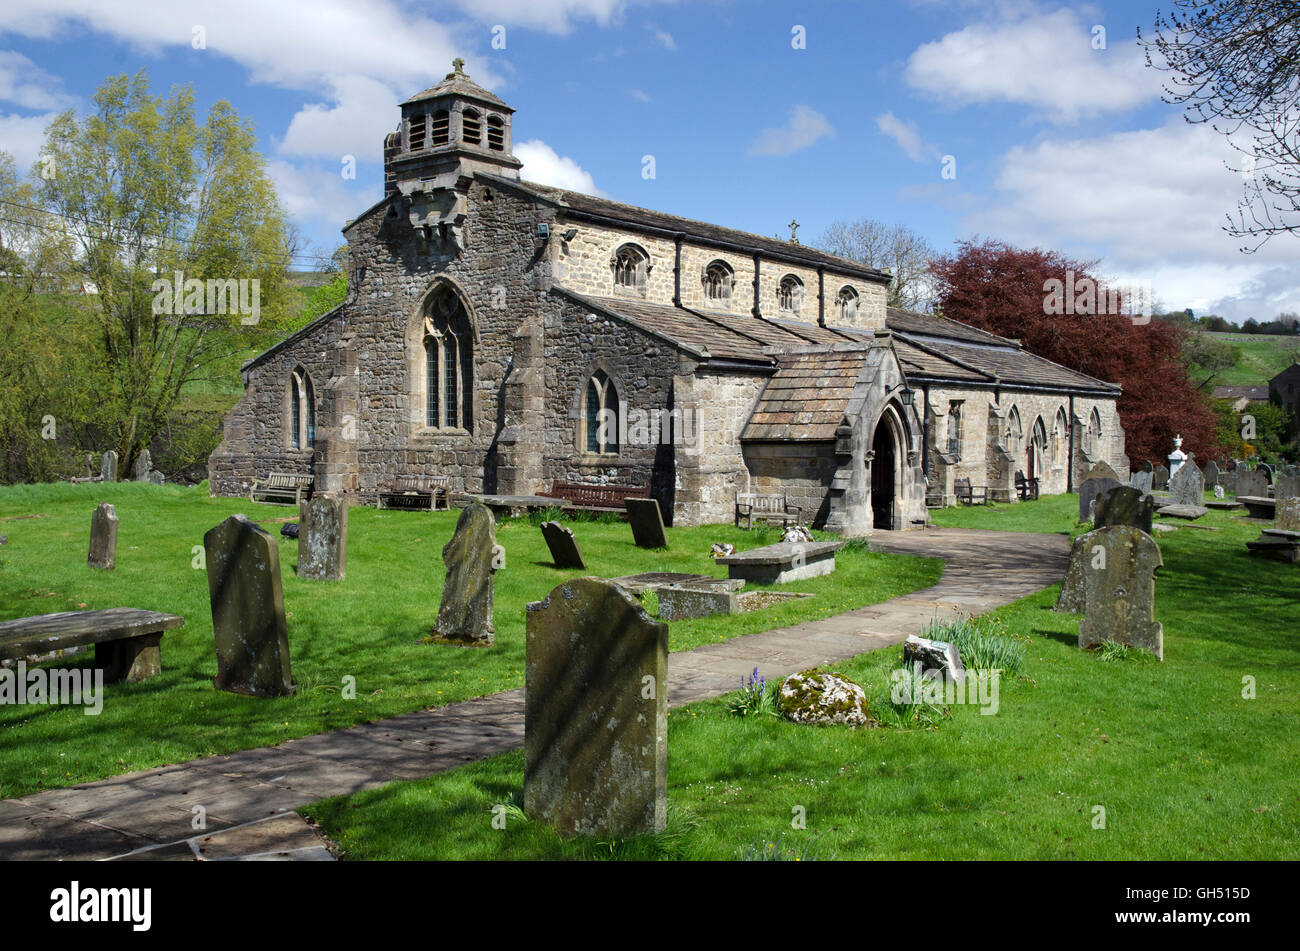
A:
585;370;619;454
423;291;473;431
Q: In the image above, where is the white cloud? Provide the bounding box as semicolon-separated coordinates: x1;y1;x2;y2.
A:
958;119;1300;322
876;110;936;162
280;75;401;162
0;112;56;169
651;28;676;50
0;50;74;110
748;105;834;157
447;0;677;34
267;159;376;238
904;7;1155;121
630;89;652;103
516;139;602;194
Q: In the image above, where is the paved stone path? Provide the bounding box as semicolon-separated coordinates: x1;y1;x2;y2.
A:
0;527;1068;861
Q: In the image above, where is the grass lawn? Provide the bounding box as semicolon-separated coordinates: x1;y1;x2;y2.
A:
0;481;941;798
1206;331;1300;386
306;495;1300;860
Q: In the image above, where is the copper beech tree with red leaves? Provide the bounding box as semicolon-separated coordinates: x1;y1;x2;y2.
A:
929;239;1223;466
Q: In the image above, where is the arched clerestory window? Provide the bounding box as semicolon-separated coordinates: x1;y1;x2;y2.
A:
584;369;620;455
703;260;734;302
778;274;804;313
836;285;859;322
612;244;650;295
421;287;474;431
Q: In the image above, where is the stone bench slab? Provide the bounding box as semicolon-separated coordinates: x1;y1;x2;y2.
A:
715;540;844;584
0;608;184;682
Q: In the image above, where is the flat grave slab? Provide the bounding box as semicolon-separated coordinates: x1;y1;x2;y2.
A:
714;540;844;584
610;572;720;595
1237;496;1276;519
1156;504;1208;520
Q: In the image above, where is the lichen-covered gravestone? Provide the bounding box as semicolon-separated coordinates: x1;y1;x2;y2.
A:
1078;461;1122;522
133;448;151;482
204;514;295;697
1204;459;1220;488
298;495;347;581
87;502;118;570
539;521;585;569
624;497;668;548
1153;465;1169;489
1168;455;1204;506
1277;498;1300;533
433;502;499;645
100;450;118;482
1056;525;1164;660
1129;469;1153;495
525;577;668;837
1236;469;1269;499
1093;485;1156;535
1276;470;1300;502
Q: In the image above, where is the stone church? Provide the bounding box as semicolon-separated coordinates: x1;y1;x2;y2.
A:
209;62;1128;532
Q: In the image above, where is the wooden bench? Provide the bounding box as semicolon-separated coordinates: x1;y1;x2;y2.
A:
734;492;802;530
1015;471;1040;501
548;480;650;513
378;475;450;511
955;477;987;505
0;608;184;683
251;472;314;505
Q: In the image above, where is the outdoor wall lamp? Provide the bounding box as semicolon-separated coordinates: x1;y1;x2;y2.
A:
887;383;915;406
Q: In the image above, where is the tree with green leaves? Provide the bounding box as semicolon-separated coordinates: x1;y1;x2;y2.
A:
36;70;296;476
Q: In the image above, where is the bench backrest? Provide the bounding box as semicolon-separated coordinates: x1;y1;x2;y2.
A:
551;480;650;504
737;493;788;513
267;472;314;488
390;475;450;493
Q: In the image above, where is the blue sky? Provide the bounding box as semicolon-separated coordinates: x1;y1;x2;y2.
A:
2;0;1297;322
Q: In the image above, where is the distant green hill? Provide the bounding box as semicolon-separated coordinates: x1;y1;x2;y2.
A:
1203;332;1300;387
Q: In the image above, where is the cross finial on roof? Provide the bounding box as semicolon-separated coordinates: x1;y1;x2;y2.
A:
788;218;800;244
452;57;465;74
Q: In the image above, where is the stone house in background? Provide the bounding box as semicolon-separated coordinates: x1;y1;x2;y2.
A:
208;62;1127;532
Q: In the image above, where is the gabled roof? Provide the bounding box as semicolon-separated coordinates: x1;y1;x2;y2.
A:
742;349;873;441
478;173;891;283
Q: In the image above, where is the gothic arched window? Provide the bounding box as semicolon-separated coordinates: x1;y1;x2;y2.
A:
584;369;620;455
703;261;734;302
1084;408;1103;455
778;275;804;313
612;244;650;295
947;400;964;457
287;368;315;450
422;289;474;431
836;285;859;322
1006;405;1022;455
1053;406;1068;459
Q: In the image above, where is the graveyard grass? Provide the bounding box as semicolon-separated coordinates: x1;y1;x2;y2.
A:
307;496;1300;860
0;481;941;798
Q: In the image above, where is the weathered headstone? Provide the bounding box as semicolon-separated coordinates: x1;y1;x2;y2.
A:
133;448;151;482
204;514;295;697
100;450;119;482
525;577;668;837
1276;469;1300;501
1094;485;1156;534
1204;460;1220;488
1153;465;1169;489
1277;498;1300;533
624;497;667;549
1078;461;1123;522
298;495;347;581
1236;469;1270;499
1057;524;1164;659
1168;455;1204;507
1219;467;1237;495
539;521;585;569
433;502;498;645
147;470;165;485
87;502;118;570
1214;484;1225;499
1129;470;1153;494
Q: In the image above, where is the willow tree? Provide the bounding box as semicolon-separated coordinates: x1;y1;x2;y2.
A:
37;70;295;476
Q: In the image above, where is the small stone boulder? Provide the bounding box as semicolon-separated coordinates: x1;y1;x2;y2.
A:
902;633;966;684
777;671;869;727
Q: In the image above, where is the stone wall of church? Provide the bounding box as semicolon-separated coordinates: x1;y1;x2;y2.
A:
673;368;769;526
742;442;840;527
922;385;1125;501
551;220;887;330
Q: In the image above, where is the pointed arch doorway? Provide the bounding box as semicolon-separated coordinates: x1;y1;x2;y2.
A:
871;416;898;530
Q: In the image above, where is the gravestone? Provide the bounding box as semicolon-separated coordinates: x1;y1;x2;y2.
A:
540;521;585;569
1204;460;1220;488
1236;470;1270;499
1214;485;1225;499
1277;498;1300;533
204;514;295;697
433;502;498;645
1258;463;1275;483
133;448;151;482
1094;485;1156;535
298;495;347;581
657;581;743;621
147;470;165;485
87;502;118;570
1219;467;1237;495
525;577;668;837
1153;465;1169;489
1078;461;1123;522
1057;525;1164;659
100;450;118;482
624;497;667;549
1129;470;1153;495
1168;455;1204;507
1276;469;1300;501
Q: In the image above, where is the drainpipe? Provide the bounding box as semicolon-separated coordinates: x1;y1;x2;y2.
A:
1067;393;1076;492
921;384;930;474
672;233;683;307
752;253;761;318
817;267;826;327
